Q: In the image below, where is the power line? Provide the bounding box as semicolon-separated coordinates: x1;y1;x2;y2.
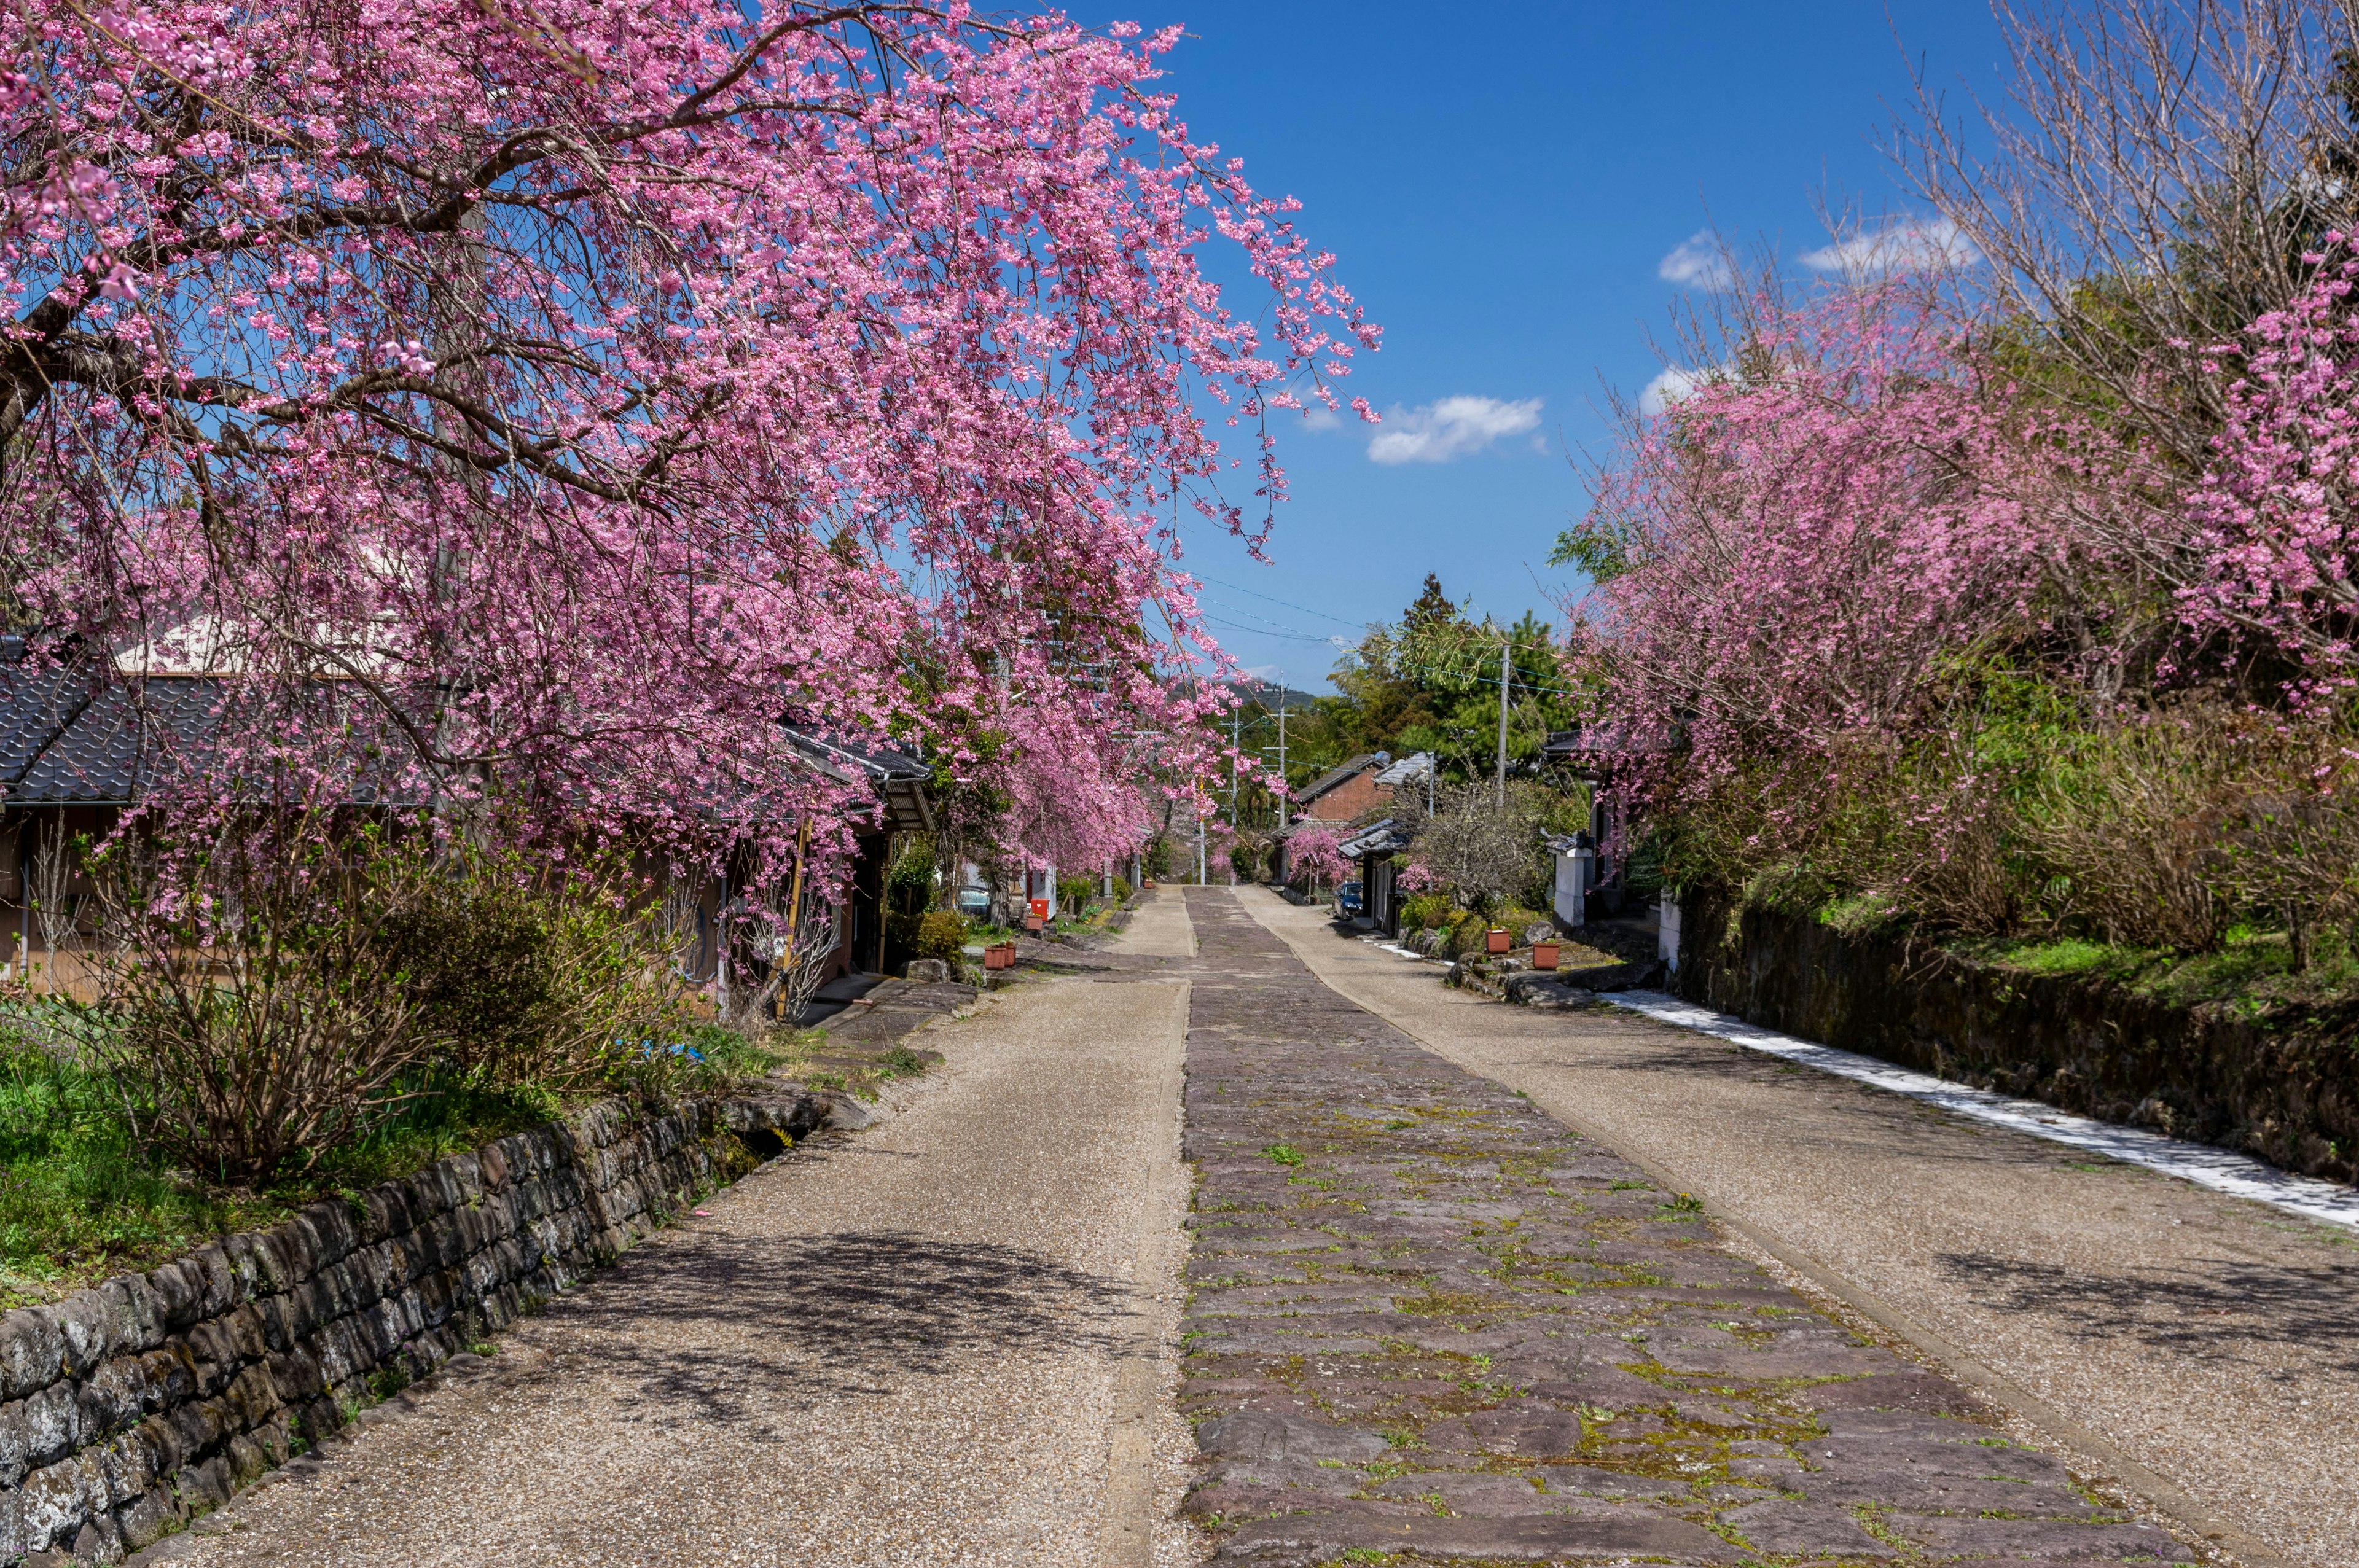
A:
1197;575;1370;630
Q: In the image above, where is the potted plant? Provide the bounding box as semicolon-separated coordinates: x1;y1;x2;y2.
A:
984;941;1017;970
1532;940;1559;970
1485;927;1511;954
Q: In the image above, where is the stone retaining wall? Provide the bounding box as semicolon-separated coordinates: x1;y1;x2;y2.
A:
1672;889;2359;1183
0;1091;827;1564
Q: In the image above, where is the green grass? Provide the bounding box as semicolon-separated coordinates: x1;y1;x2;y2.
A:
1985;936;2119;977
1261;1142;1305;1167
1973;927;2359;1018
0;1029;569;1308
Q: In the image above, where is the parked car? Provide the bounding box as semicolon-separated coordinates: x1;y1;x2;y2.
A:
1336;881;1364;917
955;885;992;918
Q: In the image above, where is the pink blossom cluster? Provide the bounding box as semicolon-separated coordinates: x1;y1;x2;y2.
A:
0;0;1374;889
1567;280;2163;842
2186;235;2359;696
1578;288;2036;759
1284;824;1348;889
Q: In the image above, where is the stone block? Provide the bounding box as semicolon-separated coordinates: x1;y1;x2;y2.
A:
1723;1499;1898;1556
221;1305;268;1366
69;1512;122;1563
17;1453;93;1554
0;1313;66;1404
294;1201;358;1270
50;1294;113;1377
23;1381;81;1466
445;1152;485;1206
221;1363;281;1430
225;1433;268;1487
0;1398;29;1486
96;1278;165;1358
265;1347;324;1406
76;1355;151;1440
188;1246;237;1319
1195;1411;1390;1464
115;1486;182;1553
92;1424;160;1505
176;1455;232;1512
143;1263;200;1333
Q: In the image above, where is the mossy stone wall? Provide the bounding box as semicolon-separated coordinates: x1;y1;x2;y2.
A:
1672;890;2359;1184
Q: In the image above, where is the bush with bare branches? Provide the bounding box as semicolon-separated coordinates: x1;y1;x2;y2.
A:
87;822;442;1187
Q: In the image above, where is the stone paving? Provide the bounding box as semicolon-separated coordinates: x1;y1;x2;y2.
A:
1175;886;2196;1567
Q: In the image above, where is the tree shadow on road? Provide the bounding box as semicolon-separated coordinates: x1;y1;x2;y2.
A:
1935;1250;2359;1371
554;1228;1138;1426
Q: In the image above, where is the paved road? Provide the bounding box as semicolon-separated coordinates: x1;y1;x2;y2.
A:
1236;887;2357;1568
147;902;1201;1568
1178;886;2188;1567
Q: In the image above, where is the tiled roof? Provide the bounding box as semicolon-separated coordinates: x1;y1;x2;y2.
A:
0;664;98;787
781;725;934;833
12;679;227;803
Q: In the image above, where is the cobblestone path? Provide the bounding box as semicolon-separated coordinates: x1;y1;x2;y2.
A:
1176;887;2194;1567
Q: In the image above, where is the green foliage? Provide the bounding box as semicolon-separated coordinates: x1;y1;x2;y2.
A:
915;910;970;962
1399;892;1455;931
1441;912;1492;959
885;835;936;911
1494;905;1548;936
378;843;691;1094
0;1015;567;1305
1056;873;1094;909
1261;1142;1305;1166
1110;876;1133;903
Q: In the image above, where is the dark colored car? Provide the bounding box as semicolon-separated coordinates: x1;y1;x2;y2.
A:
1337;881;1364;916
955;885;992;918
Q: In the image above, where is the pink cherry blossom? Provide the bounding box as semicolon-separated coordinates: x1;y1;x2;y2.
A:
0;0;1374;888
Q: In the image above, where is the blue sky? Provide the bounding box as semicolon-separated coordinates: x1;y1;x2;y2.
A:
1092;0;2011;690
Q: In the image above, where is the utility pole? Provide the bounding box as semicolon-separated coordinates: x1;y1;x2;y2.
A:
1276;696;1289;824
1495;633;1511;810
1197;811;1207;885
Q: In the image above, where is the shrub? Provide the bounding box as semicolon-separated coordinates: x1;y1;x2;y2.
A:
1410;784;1552;911
1399;892;1453;931
1057;873;1094;910
1495;905;1548;937
1442;913;1491;959
87;822;689;1188
376;843;689;1093
88;822;444;1187
1110;876;1133;903
915;910;969;961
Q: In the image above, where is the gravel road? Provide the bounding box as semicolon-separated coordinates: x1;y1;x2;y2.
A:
144;902;1201;1568
1235;887;2358;1568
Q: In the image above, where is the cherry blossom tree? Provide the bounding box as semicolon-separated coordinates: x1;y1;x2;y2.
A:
2185;235;2359;700
1563;281;2161;786
0;0;1373;882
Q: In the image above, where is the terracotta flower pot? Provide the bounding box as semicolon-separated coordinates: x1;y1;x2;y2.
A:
1485;927;1511;954
984;943;1016;970
1024;913;1044;933
1533;942;1559;971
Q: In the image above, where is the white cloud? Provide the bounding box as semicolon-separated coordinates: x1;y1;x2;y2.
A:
1638;367;1704;417
1299;404;1342;432
1657;230;1734;289
1241;664;1283;681
1367;396;1543;466
1799;216;1980;278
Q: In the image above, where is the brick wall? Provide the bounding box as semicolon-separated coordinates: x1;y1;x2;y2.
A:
1296;770;1390;823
